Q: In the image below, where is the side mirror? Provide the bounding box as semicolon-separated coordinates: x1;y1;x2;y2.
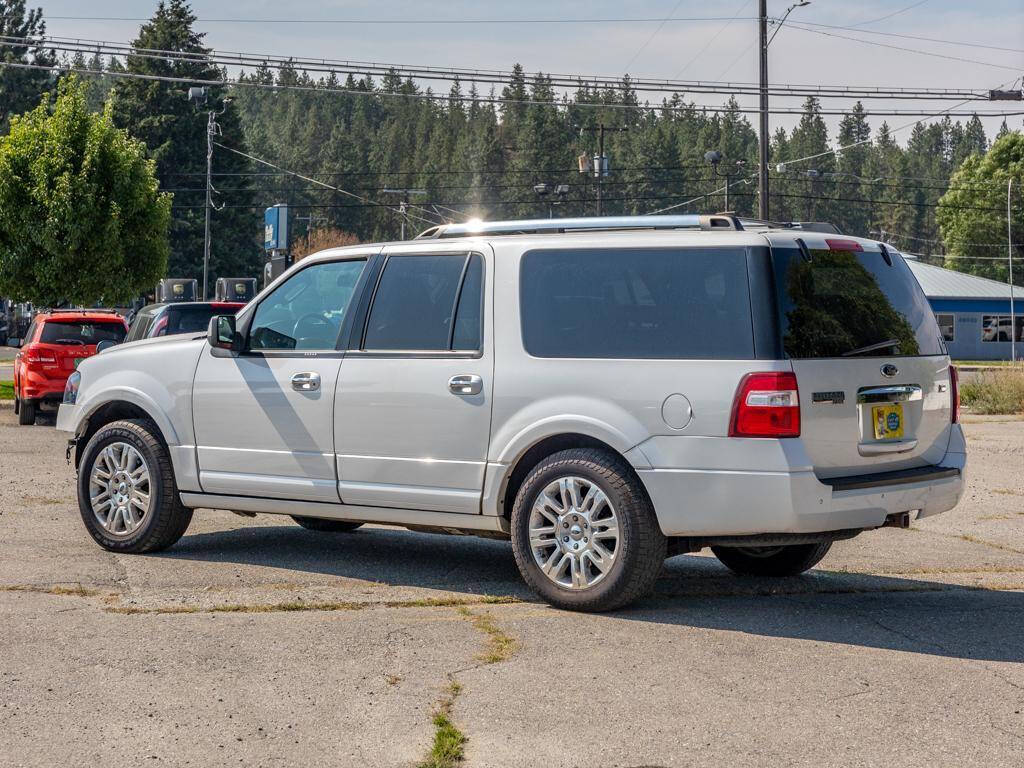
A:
95;339;118;354
7;337;21;348
208;315;239;352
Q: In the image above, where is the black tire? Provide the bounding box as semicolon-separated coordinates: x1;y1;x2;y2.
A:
17;397;36;425
77;419;193;553
711;542;832;577
290;516;363;533
510;448;666;612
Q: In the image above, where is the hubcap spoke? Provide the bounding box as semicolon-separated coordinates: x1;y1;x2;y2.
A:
528;475;619;591
89;442;151;538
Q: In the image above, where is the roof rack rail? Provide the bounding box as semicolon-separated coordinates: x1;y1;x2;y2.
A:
43;307;122;314
415;214;744;239
738;218;841;234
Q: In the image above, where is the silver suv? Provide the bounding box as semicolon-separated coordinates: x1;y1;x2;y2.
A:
58;216;966;611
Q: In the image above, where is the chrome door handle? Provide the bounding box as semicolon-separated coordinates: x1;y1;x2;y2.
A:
291;372;321;391
449;374;483;396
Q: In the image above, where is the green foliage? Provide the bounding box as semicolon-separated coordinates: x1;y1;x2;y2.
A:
958;367;1024;414
0;1;56;132
0;77;170;305
108;0;260;284
937;131;1023;286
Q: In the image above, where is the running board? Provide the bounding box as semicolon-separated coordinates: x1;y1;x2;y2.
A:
178;492;510;535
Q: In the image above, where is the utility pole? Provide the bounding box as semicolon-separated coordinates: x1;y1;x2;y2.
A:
757;1;810;221
758;0;770;221
188;87;228;300
381;189;427;239
203;108;214;301
581;123;626;216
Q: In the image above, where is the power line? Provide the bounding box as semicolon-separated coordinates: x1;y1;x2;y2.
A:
784;23;1024;72
673;0;752;80
621;0;686;73
210;142;441;226
786;17;1024;54
8;60;1017;119
16;34;1000;100
874;230;1024;248
850;0;930;28
47;15;764;25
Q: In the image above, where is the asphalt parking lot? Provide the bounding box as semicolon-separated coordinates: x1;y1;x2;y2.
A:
2;405;1023;768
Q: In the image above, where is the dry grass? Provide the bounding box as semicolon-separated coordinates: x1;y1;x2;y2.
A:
457;607;517;664
0;583;101;597
959;367;1024;414
107;593;522;615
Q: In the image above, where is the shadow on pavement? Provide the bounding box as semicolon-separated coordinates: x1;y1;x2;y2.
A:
165;523;1024;663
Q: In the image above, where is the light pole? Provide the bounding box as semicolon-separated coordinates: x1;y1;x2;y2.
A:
705;151;746;212
758;1;810;221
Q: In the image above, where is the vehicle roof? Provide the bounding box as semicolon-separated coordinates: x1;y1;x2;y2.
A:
37;310;127;322
138;301;246;312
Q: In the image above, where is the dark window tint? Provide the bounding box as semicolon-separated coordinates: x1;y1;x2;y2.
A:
250;259;365;350
39;321;126;345
158;305;235;337
520;248;755;359
364;254;469;351
772;247;943;358
935;313;954;342
452;254;483;351
125;309;157;342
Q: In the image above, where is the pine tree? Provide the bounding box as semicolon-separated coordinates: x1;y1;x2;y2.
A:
108;0;259;289
0;1;56;132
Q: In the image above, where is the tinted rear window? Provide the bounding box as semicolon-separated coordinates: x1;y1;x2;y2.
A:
772;247;943;358
40;320;126;345
520;248;755;359
161;305;224;336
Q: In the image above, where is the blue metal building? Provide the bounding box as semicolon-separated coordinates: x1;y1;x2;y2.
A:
905;258;1021;361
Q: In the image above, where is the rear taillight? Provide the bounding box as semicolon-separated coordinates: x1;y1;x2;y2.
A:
949;366;960;423
23;346;55;364
729;372;801;438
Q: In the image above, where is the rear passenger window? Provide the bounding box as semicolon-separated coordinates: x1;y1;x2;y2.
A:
364;253;483;352
520;248;754;359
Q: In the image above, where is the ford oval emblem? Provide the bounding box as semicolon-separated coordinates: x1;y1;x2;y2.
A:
880;363;898;378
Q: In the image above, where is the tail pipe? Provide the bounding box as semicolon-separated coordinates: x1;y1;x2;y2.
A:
882;511;913;529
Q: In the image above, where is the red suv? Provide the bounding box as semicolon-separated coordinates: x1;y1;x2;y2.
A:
12;310;128;425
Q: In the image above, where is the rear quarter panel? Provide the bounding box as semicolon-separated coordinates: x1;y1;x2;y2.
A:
487;233;785;481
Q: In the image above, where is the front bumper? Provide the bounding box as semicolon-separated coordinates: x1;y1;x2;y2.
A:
56;402;81;434
635;427;967;537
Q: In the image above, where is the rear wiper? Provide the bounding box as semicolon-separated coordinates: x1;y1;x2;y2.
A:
842;338;899;357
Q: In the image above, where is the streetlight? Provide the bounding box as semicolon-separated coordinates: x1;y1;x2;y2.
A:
705;151;746;212
758;0;811;221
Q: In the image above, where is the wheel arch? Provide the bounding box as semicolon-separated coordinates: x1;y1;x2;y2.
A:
73;398;174;469
496;432;640;524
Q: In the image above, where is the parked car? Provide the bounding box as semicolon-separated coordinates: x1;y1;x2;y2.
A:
57;216;966;611
124;301;246;343
11;309;128;425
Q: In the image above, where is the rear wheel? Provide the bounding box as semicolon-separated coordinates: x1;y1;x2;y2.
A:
77;419;193;553
17;397;36;425
510;448;666;612
291;516;363;533
711;542;832;577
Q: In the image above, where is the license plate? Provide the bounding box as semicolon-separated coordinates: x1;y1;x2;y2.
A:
73;357;86;369
872;404;904;440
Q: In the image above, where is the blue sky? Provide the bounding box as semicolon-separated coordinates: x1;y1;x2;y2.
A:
36;1;1024;141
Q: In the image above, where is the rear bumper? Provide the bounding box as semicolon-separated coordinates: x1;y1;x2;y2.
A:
635;426;967;537
18;367;68;401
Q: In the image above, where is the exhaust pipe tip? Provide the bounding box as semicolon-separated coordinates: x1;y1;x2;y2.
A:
883;511;912;529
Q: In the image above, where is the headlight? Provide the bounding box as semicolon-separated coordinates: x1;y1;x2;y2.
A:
63;371;81;404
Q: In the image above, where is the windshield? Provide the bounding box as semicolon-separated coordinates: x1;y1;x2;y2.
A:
772;246;944;359
40;320;126;346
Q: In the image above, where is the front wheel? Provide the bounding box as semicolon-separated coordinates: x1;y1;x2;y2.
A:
291;516;363;533
510;448;666;612
77;419;193;553
711;542;832;577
